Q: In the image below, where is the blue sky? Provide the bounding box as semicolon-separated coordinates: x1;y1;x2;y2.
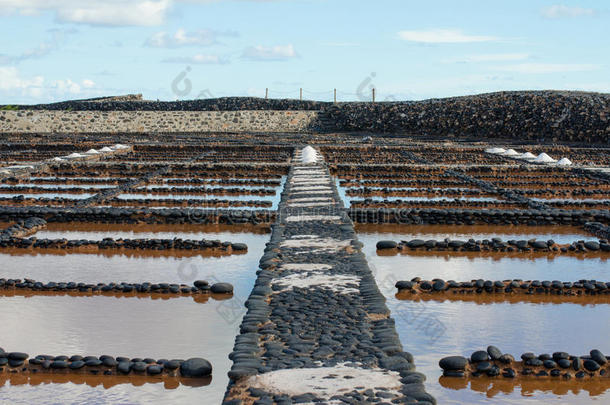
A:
0;0;608;103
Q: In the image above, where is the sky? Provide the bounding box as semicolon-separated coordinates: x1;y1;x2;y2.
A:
0;0;608;104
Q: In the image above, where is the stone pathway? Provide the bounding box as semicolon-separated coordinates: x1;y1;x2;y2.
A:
223;147;435;404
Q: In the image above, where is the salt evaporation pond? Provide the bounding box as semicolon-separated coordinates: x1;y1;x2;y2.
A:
0;229;269;404
359;228;610;404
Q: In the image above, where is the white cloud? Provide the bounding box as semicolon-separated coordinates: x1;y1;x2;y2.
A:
145;28;237;48
162;54;229;64
397;29;498;43
0;67;103;102
0;0;171;26
497;63;600;74
52;78;81;94
0;0;279;26
0;67;44;92
443;53;530;64
242;44;297;61
541;5;597;19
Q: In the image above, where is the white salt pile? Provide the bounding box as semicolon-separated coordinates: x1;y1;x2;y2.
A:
501;149;520;157
300;146;318;164
112;144;129;150
85;149;99;154
517;152;536;160
52;157;64;162
485;147;506;154
534;153;556;163
65;153;84;158
556;158;573;166
100;147;113;152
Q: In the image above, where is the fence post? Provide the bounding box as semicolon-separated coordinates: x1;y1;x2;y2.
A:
372;88;375;103
265;88;268;100
300;88;302;101
334;88;337;104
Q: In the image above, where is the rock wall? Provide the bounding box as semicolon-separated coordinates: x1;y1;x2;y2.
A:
0;110;319;133
2;91;609;142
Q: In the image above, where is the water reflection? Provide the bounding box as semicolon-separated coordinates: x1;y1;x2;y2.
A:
0;296;234;404
360;227;610;404
0;229;269;404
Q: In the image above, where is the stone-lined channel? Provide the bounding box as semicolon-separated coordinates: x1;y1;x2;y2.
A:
223;147;435;404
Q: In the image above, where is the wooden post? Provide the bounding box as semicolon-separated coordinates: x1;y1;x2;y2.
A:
300;88;302;101
265;88;268;99
334;88;337;104
372;88;375;103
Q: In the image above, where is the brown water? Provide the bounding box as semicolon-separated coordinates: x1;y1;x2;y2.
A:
35;222;270;240
0;296;235;404
0;229;269;404
359;226;610;404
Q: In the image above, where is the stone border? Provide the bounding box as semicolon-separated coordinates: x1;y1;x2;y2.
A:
0;217;46;238
0;278;233;296
0;207;275;225
0;348;212;379
585;222;610;240
0;236;247;253
440;346;610;379
395;278;610;298
376;237;610;254
349;208;610;226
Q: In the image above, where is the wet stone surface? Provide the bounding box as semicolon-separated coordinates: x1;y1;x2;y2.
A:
223;149;435;404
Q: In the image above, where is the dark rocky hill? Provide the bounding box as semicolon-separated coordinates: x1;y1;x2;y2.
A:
3;91;608;143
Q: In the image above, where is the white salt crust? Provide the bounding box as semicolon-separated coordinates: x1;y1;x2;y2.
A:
290;182;331;187
287;202;334;208
280;263;332;271
281;236;352;249
285;215;342;222
271;271;360;294
287;197;333;203
244;364;402;399
291;177;331;182
290;191;333;196
291;186;332;191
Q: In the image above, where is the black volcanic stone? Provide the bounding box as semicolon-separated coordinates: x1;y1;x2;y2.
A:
211;283;234;294
584;359;601;371
395;281;413;290
69;361;85;369
8;352;28;361
590;350;607;365
470;351;489;362
487;346;502;360
147;365;163;375
573;357;583;370
117;361;132;374
439;356;467;371
180;358;212;377
376;240;397;249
